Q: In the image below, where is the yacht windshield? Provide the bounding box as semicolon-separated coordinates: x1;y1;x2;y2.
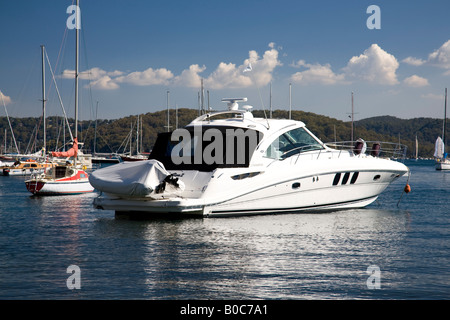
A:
265;127;324;160
149;126;263;171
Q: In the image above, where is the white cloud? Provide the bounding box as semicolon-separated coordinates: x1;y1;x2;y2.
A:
90;76;120;90
428;40;450;69
290;44;399;86
204;62;253;89
59;44;282;90
61;67;124;80
343;44;399;85
402;57;426;66
403;75;429;87
0;90;12;105
401;39;450;70
290;61;346;85
173;64;206;88
115;67;174;86
248;47;282;87
421;93;444;100
174;44;282;89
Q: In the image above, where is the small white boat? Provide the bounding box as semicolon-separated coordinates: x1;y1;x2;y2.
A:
25;164;93;195
24;23;93;196
435;155;450;170
2;160;54;176
434;88;449;170
92;153;121;164
120;154;148;162
91;97;410;218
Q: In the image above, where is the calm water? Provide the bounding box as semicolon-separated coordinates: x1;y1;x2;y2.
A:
0;160;449;300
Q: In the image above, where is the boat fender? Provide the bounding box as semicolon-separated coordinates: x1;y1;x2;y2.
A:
397;169;411;207
404;184;411;193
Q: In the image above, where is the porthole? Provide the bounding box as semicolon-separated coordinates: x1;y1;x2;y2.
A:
292;182;301;189
342;172;350;185
373;174;381;181
332;173;341;185
231;171;262;180
350;172;359;184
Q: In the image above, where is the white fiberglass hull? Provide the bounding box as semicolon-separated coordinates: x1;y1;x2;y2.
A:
93;157;408;217
25;168;94;195
2;168;46;176
435;159;450;170
27;179;94;195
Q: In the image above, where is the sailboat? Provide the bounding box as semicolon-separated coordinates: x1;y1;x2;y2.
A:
25;2;94;195
415;135;418;160
435;88;449;170
120;114;148;161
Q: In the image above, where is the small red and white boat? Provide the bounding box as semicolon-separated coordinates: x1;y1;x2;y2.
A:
25;165;93;195
25;138;94;195
26;18;94;196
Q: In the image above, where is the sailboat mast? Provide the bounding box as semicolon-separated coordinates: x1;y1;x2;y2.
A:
270;82;272;119
41;45;46;155
75;0;79;140
94;101;98;154
167;90;170;132
74;0;80;166
444;88;447;147
201;78;204;115
351;91;354;142
289;83;292;120
136;114;139;154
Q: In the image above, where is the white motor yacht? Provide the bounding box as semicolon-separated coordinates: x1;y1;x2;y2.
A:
91;98;410;217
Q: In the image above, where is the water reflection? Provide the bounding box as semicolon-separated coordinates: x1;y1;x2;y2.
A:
132;208;412;299
1;159;448;299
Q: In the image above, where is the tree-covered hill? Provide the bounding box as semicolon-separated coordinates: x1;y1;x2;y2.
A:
0;110;445;158
355;115;443;158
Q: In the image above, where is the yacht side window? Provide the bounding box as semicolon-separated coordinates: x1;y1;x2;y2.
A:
264;127;324;160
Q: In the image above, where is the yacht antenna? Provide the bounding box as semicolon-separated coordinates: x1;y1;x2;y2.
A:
222;98;247;111
347;92;358;142
242;63;270;129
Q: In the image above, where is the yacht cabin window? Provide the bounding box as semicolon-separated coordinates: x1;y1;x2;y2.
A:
264;127;324;160
150;126;263;171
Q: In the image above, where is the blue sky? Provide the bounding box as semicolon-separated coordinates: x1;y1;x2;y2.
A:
1;0;449;122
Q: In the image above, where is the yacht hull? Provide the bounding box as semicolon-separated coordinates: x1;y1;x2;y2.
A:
90;102;410;218
93;161;408;217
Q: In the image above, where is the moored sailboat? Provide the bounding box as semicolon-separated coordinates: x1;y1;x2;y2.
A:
25;4;93;195
435;88;449;170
